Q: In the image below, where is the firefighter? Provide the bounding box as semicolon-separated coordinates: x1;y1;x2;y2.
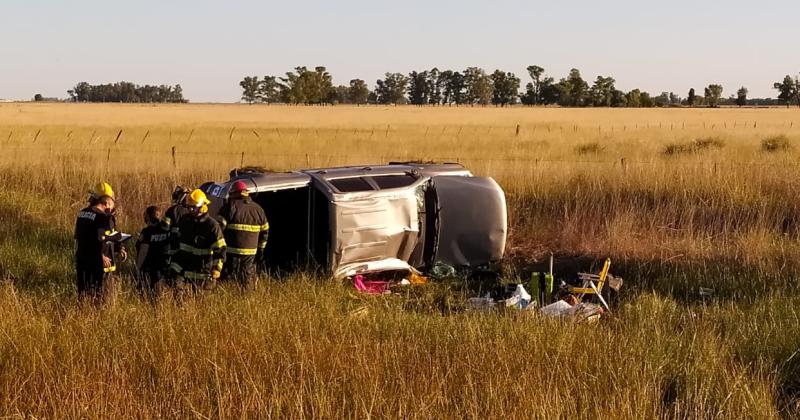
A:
217;180;269;288
74;183;127;303
163;185;191;260
169;189;226;294
135;206;170;299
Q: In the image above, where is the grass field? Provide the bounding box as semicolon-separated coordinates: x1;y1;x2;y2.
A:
1;103;799;418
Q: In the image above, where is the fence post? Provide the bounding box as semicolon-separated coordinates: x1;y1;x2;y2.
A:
516;124;521;136
114;129;123;144
107;148;111;165
620;157;627;172
171;146;176;169
240;151;244;167
32;129;41;143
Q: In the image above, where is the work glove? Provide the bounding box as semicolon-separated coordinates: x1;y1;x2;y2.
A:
211;269;221;280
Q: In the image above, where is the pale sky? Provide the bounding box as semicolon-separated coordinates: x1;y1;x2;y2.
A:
1;0;798;102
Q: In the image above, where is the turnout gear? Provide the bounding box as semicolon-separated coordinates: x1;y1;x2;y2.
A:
169;210;226;291
217;195;269;286
163;185;192;263
74;205;121;300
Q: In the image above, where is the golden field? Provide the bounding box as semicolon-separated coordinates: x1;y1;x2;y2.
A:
1;103;799;418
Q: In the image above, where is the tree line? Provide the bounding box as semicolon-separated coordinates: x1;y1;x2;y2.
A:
67;82;187;103
240;67;800;108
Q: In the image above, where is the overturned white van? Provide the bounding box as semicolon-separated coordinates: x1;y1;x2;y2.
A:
200;162;507;278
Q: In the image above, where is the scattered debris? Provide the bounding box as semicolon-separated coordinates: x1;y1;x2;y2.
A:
353;274;391;295
504;284;532;309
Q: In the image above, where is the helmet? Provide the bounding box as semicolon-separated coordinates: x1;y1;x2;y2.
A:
172;185;190;203
90;182;114;200
186;189;210;213
230;180;249;196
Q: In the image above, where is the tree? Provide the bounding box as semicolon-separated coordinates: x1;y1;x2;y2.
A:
427;68;443;105
463;67;494;105
539;77;559;105
687;88;696;107
67;81;185;103
279;66;334;104
33;94;43;102
375;73;409;105
348;79;369;105
68;82;92;102
654;92;670;107
705;84;723;107
626;89;642;107
525;65;545;105
443;71;466;105
240;76;261;104
490;70;520;106
557;69;589;107
773;75;800;108
640;91;654;108
610;89;627;107
520;83;537;105
736;87;748;107
259;76;281;103
407;71;430;105
589;76;616;107
329;85;350;104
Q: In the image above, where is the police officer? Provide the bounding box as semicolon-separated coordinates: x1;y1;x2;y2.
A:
217;181;269;288
74;183;127;303
135;206;170;299
169;189;226;295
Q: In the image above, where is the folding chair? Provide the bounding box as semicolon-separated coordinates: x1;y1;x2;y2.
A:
569;258;612;312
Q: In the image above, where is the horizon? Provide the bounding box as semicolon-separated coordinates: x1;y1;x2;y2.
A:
2;0;799;102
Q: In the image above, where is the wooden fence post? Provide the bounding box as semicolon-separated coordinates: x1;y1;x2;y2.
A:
171;146;176;169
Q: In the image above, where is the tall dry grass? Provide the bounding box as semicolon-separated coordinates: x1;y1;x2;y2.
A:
1;103;800;417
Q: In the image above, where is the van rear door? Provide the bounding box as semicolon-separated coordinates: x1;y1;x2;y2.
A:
428;176;507;268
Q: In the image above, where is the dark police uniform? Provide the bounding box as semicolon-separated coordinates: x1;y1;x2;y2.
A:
74;206;119;299
136;223;170;293
217;196;269;286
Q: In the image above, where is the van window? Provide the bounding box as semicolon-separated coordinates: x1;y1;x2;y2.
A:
330;177;374;193
370;174;417;189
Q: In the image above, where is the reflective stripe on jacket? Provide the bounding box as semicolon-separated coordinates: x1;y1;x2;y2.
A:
217;197;269;256
170;214;226;278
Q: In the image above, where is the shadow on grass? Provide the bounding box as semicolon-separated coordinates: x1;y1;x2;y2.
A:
0;199;74;292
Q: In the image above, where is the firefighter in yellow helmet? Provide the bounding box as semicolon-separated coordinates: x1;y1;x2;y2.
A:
74;182;127;303
169;189;226;294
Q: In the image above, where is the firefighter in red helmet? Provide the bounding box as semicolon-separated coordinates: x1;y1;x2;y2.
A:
216;180;269;288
